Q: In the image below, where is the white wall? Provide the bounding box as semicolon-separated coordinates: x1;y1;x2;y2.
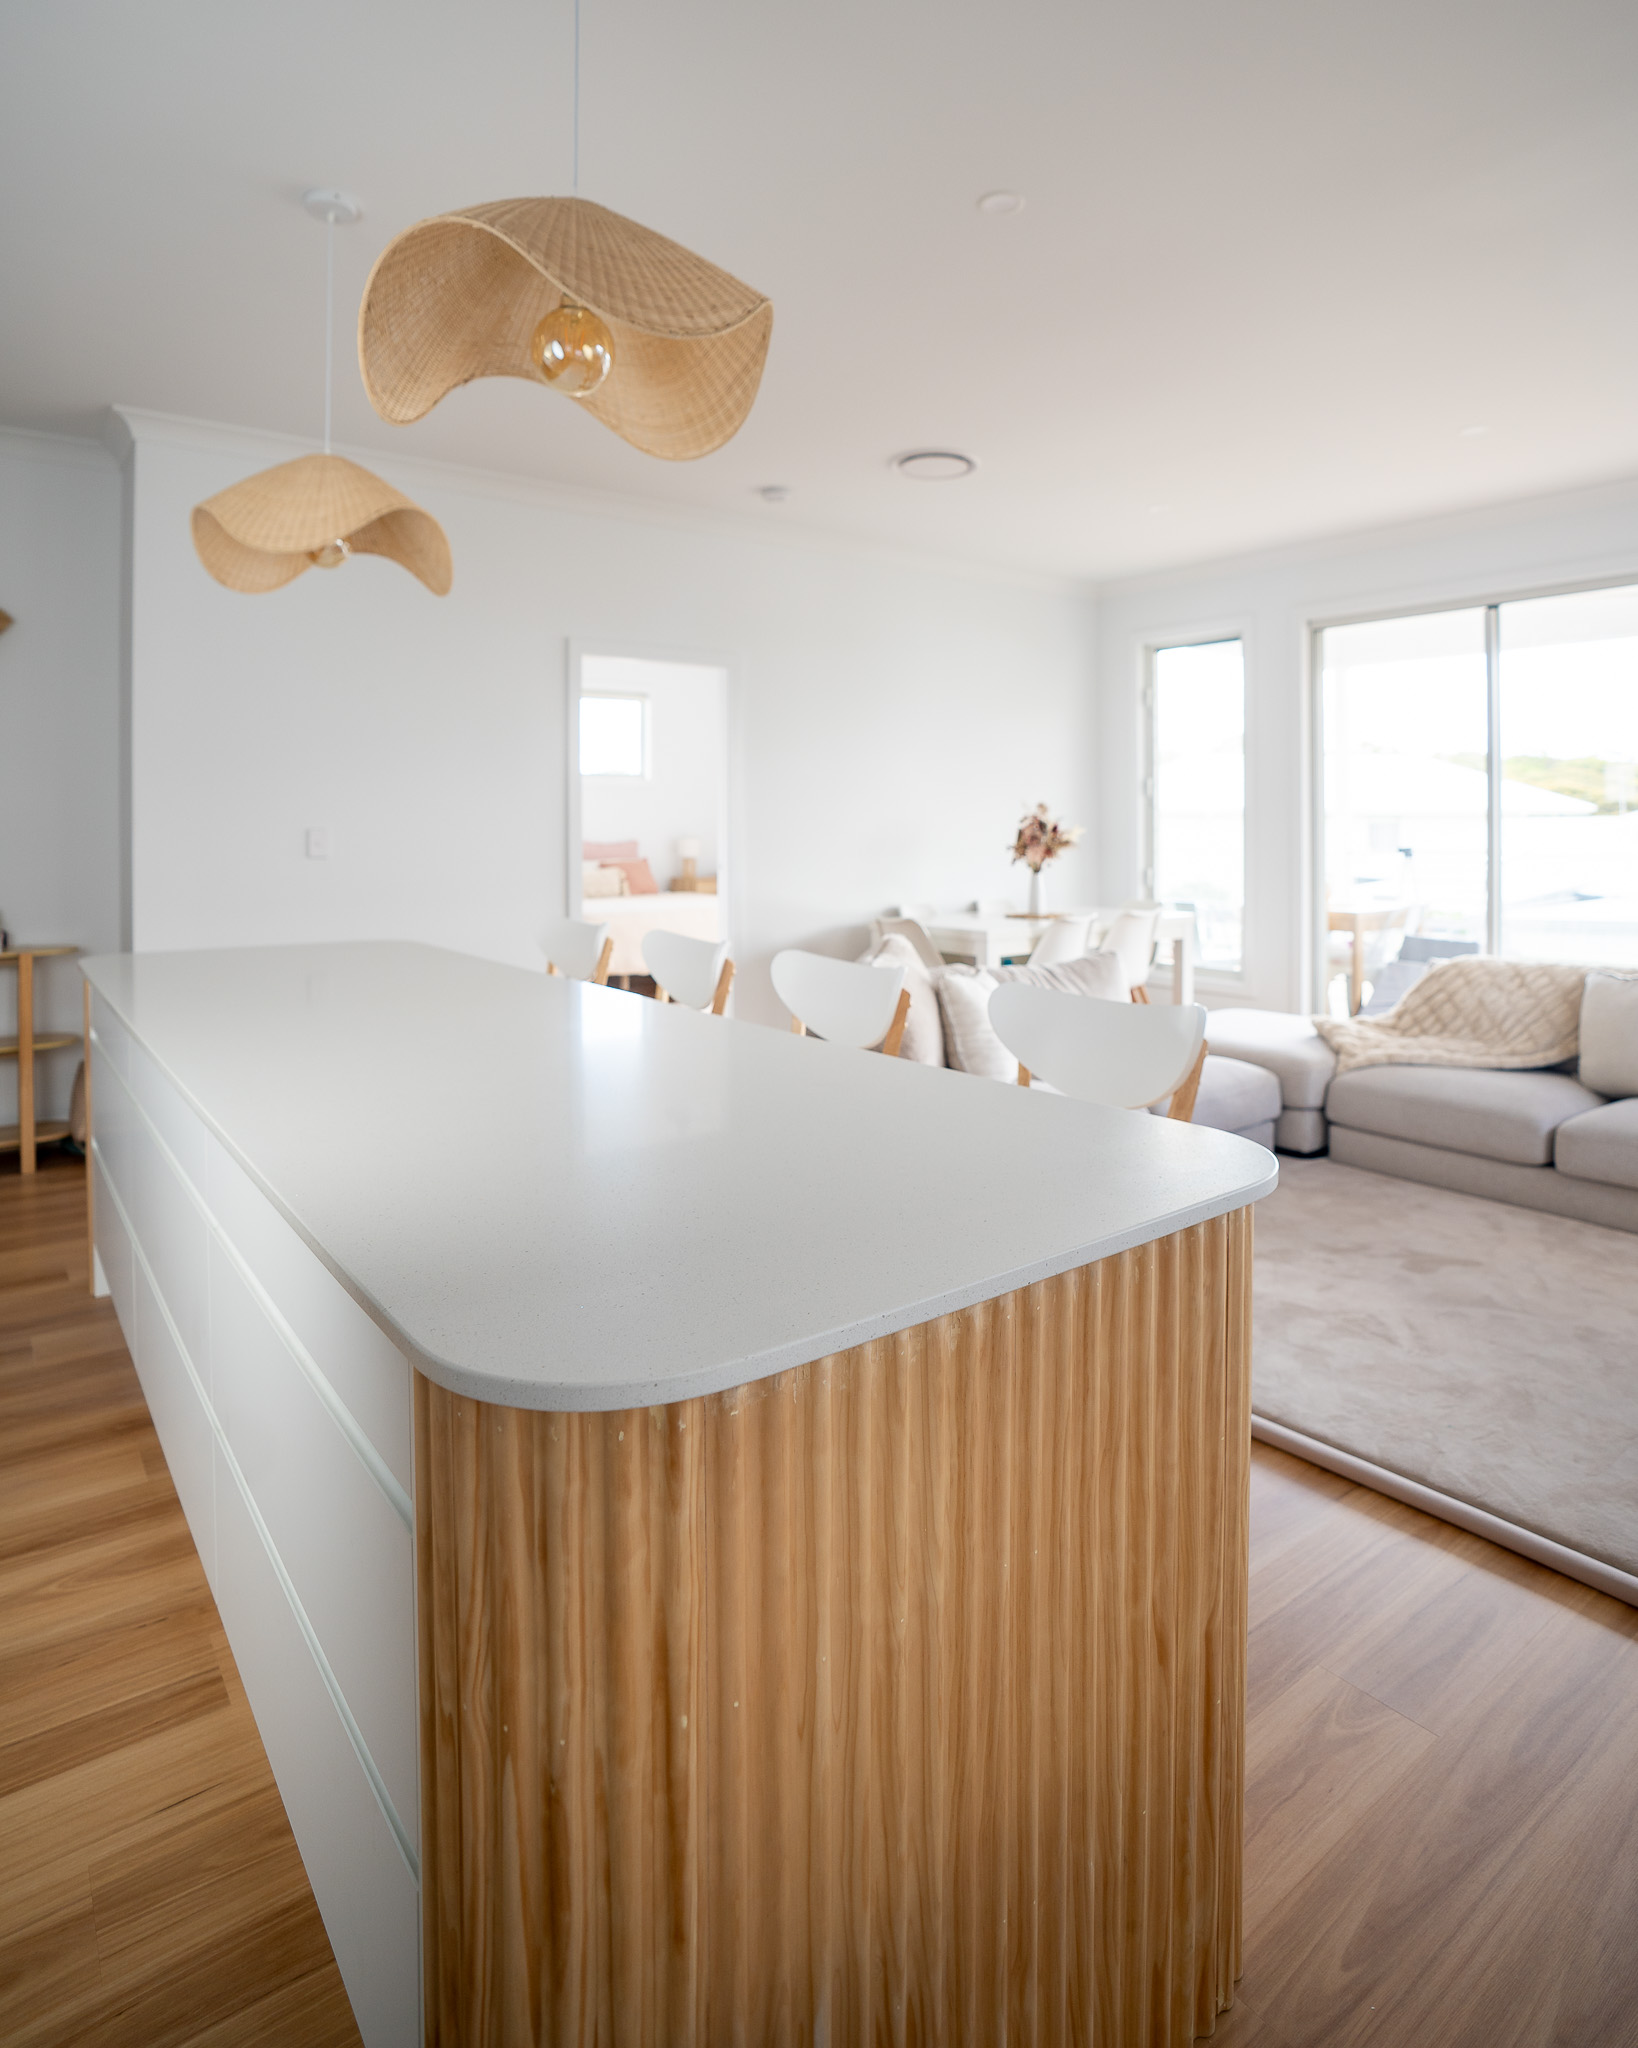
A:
118;410;1097;1025
0;428;123;1121
1095;476;1638;1012
580;657;727;891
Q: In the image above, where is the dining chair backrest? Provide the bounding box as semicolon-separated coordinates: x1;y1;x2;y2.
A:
873;917;945;971
1026;915;1093;969
1103;908;1162;994
540;915;614;984
771;950;909;1053
987;983;1208;1114
642;930;734;1013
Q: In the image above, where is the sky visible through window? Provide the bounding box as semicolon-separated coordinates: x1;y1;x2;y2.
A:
579;693;647;778
1152;638;1245;972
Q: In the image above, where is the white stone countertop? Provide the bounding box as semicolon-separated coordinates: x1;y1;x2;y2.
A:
83;943;1277;1411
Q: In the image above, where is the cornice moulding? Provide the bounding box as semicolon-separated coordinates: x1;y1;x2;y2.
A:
107;406;1087;599
1094;468;1638;603
0;422;119;471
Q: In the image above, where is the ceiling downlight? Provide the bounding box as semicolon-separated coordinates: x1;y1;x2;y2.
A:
892;450;977;482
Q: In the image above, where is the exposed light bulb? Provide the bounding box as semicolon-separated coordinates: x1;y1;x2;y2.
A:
308;537;352;569
531;301;614;398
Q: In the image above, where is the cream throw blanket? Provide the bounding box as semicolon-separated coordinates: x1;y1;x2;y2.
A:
1313;957;1585;1076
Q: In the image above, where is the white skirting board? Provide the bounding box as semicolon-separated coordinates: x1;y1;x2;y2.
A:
1252;1413;1638;1611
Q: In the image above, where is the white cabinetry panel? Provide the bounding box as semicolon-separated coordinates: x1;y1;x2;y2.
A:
204;1134;414;1499
92;1149;136;1342
214;1439;421;2048
86;991;421;2048
131;1251;217;1589
210;1234;418;1840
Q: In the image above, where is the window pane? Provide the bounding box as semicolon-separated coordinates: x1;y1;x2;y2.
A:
1320;610;1489;1002
1153;640;1244;972
1498;584;1638;967
580;694;646;777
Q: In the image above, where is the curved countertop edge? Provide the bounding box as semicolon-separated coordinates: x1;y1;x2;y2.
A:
408;1155;1279;1412
84;952;1278;1416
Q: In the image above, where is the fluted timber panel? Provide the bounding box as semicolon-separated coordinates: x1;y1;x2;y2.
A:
415;1206;1252;2046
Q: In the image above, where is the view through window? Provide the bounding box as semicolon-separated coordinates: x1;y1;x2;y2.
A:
1319;584;1638;1007
1149;638;1245;974
579;692;649;778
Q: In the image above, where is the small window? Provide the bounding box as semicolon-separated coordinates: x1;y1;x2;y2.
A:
579;693;648;778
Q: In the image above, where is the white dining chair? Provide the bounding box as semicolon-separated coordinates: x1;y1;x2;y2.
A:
540;915;614;985
1026;915;1093;969
642;930;735;1014
1102;907;1162;1001
872;916;945;970
771;950;911;1055
987;983;1208;1119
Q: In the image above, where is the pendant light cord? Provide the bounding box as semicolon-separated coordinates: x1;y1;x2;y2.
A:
572;0;580;194
323;210;335;455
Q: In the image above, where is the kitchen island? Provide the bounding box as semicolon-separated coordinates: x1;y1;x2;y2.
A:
83;942;1276;2048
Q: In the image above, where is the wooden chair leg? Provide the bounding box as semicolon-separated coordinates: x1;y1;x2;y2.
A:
879;987;912;1058
1017;1064;1031;1088
593;938;615;986
790;1015;807;1036
654;985;671;1003
1131;984;1151;1004
1167;1040;1209;1122
546;961;561;977
711;958;736;1016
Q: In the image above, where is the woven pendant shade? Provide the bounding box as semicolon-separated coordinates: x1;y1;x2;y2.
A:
359;197;773;461
191;453;452;595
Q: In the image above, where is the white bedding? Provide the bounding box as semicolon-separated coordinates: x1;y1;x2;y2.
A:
581;892;722;976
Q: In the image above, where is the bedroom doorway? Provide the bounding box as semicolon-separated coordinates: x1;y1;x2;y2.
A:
569;651;730;991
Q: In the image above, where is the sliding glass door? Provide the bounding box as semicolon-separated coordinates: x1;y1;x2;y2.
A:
1318;582;1638;1008
1498;585;1638;965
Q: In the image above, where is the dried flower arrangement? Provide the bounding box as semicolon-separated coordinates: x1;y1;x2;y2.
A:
1010;803;1083;874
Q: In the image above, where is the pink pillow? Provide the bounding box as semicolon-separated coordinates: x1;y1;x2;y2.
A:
604;857;659;895
583;839;639;860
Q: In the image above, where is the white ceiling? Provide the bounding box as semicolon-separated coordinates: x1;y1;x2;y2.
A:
4;0;1637;580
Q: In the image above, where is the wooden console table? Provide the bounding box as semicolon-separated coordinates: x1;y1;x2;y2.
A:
2;944;79;1172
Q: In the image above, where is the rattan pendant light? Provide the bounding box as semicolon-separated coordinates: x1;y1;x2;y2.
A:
357;3;771;461
192;192;452;596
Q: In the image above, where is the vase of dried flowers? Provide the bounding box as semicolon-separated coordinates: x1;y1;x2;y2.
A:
1010;802;1083;917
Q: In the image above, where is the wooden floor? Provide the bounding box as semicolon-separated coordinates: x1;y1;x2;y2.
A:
0;1154;360;2047
3;1154;1637;2046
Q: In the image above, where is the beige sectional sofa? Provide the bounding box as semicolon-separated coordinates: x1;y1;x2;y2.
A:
1207;981;1638;1234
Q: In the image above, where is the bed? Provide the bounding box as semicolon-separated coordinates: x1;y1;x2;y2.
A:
583;891;723;977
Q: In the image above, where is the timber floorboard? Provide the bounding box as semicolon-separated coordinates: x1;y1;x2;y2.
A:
4;1156;1637;2045
0;1152;360;2048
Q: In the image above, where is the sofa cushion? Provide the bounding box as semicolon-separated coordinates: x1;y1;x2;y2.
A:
935;968;1012;1079
859;933;944;1066
1151;1054;1280;1134
992;951;1130;1001
1201;1009;1337;1110
1359;958;1428;1014
1578;971;1638;1100
1554;1098;1638;1191
1325;1065;1607;1166
935;953;1130;1082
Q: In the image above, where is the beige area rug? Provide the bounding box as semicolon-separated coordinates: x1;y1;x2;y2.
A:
1253;1157;1638;1585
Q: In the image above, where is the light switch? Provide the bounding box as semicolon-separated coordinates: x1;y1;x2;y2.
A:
305;826;331;860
